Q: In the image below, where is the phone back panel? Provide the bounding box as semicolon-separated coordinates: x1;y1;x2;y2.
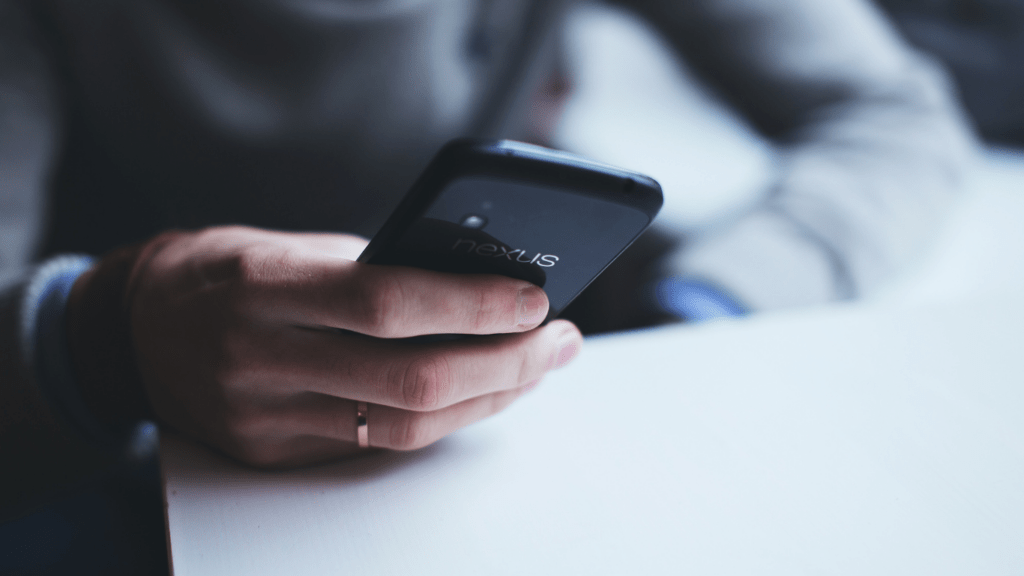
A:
360;140;662;320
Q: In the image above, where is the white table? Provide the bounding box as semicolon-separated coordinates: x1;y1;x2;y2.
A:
163;295;1024;575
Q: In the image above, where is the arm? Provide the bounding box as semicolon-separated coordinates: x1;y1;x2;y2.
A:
620;0;976;310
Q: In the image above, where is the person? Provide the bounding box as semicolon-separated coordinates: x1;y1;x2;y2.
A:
1;0;972;569
876;0;1024;145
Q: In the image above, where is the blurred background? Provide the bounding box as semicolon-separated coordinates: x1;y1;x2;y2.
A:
554;1;1024;310
6;2;1024;575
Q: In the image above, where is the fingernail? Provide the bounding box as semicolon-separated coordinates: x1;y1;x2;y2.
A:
552;330;581;369
516;286;547;328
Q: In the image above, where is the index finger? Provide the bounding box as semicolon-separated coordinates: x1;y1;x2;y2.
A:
247;247;549;337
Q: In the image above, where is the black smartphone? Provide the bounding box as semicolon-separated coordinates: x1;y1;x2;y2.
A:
358;139;663;322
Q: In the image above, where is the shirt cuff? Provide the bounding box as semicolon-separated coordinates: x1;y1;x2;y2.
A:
21;256;125;450
24;256;162;459
652;277;747;322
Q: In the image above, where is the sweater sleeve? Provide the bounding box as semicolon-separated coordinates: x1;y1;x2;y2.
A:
619;0;976;310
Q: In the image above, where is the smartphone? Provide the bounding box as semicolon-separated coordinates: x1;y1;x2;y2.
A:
358;139;663;323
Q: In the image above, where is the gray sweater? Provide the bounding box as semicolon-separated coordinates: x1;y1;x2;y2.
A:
0;0;973;513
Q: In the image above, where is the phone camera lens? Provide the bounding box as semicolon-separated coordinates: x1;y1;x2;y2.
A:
460;214;488;229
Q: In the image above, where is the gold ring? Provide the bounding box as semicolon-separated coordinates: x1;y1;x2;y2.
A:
356;401;369;448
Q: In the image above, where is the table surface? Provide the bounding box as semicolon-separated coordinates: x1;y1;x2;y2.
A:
162;295;1024;575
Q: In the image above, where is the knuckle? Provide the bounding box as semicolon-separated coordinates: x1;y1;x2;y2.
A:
226;246;262;285
351;273;404;337
237;245;282;289
389;413;436;450
390;355;453;411
227;242;296;300
471;285;514;332
217;249;268;315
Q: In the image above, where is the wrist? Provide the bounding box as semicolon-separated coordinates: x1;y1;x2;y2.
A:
64;232;188;440
65;243;155;440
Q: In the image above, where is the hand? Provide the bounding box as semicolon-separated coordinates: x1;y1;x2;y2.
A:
116;226;581;467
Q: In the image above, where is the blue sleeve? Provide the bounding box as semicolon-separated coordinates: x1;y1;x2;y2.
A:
22;256;115;445
652;277;747;322
22;256;158;457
